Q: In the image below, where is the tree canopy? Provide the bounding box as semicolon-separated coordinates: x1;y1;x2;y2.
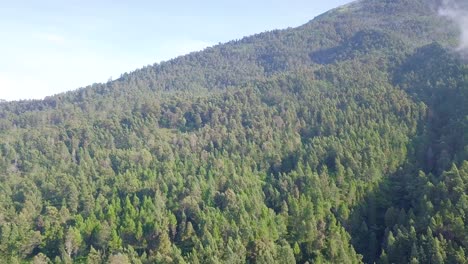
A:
0;0;467;263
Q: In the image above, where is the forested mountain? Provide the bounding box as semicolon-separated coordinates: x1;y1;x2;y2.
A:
0;0;467;263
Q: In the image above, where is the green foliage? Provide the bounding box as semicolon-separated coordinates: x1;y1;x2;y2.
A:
0;0;467;263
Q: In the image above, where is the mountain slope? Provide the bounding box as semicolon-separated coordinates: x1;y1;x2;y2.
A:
0;0;467;263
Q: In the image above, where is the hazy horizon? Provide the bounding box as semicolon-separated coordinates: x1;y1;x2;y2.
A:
0;0;352;101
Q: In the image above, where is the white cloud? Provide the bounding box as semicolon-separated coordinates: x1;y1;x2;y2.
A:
0;38;213;101
34;33;66;44
439;0;468;55
159;39;213;60
0;73;49;101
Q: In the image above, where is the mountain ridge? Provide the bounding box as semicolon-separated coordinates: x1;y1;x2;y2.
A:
1;0;458;106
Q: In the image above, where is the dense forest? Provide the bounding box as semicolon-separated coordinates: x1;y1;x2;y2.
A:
0;0;467;263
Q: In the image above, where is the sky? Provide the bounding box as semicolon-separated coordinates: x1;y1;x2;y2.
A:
0;0;353;101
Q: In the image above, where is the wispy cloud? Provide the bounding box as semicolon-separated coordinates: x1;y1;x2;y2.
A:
439;0;468;56
0;72;48;101
0;37;213;101
34;33;66;44
157;39;213;61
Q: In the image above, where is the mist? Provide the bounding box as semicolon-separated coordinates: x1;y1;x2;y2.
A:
439;0;468;55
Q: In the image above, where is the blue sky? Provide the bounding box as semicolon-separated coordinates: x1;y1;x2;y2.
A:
0;0;352;101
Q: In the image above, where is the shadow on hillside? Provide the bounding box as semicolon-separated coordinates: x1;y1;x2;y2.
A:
343;167;413;263
343;42;467;264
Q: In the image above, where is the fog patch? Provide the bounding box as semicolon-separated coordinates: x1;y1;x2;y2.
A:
439;0;468;56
